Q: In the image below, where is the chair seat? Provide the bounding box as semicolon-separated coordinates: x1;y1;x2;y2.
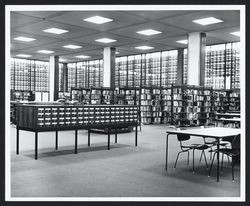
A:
205;140;229;147
182;144;209;150
192;144;209;150
214;148;240;157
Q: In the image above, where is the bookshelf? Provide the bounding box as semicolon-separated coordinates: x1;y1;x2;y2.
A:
161;86;172;124
140;87;153;124
171;85;214;127
152;87;162;124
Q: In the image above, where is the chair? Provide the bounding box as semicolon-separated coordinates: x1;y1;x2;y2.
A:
174;133;209;172
203;137;230;162
209;134;240;181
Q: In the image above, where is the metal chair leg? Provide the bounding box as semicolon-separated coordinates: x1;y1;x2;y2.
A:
192;149;195;173
232;158;235;181
209;152;216;177
203;150;208;168
199;150;203;163
174;151;182;168
210;148;213;160
221;153;224;172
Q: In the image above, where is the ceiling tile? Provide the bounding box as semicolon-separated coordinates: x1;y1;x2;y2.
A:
11;31;62;47
12;20;99;40
72;32;142;47
207;26;240;43
15;11;70;19
50;11;147;32
124;10;194;20
11;12;40;29
117;41;174;53
109;21;187;40
160;10;240;33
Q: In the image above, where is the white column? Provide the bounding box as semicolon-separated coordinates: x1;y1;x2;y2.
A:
49;56;59;101
187;32;206;86
103;47;116;88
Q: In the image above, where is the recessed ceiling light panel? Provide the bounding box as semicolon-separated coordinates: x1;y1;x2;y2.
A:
193;17;223;25
137;29;162;36
16;54;32;58
84;16;113;24
230;31;240;37
75;55;91;59
176;39;188;44
63;44;82;49
135;46;154;50
14;36;36;42
37;50;54;54
95;38;117;43
43;28;69;34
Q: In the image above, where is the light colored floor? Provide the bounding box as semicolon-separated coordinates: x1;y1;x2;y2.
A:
9;124;240;198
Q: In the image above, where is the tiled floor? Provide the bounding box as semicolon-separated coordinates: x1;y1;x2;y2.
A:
9;124;241;199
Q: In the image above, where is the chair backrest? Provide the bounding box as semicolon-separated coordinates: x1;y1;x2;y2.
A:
232;134;240;151
177;134;190;142
222;134;240;150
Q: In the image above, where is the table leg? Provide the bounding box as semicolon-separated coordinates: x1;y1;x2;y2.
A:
88;129;90;147
35;132;38;160
217;139;220;182
55;130;58;150
108;127;110;150
16;127;19;155
75;129;78;154
166;134;169;171
115;128;117;143
135;125;138;146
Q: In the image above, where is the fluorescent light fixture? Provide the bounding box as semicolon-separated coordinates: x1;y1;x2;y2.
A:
84;16;113;24
16;54;32;58
37;50;54;54
59;58;67;62
135;46;154;50
176;39;188;44
75;55;91;59
193;17;223;25
137;29;162;36
14;36;36;42
115;52;120;54
43;27;69;34
63;44;82;49
95;38;117;43
230;31;240;37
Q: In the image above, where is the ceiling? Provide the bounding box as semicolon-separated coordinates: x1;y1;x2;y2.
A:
10;10;240;63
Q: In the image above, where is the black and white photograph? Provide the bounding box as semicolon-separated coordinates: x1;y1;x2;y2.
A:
4;4;246;203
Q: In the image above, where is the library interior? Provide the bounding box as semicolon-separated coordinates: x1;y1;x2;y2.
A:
8;8;243;199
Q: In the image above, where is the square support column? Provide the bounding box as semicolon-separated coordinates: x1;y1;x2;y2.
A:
187;32;206;86
177;48;184;85
103;47;116;89
49;56;59;101
62;63;68;92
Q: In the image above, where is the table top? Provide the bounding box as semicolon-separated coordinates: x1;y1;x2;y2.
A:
216;118;241;122
215;113;240;117
166;127;241;138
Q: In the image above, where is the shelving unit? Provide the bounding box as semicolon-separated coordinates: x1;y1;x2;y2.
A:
161;86;172;124
171;85;214;127
140;87;153;124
